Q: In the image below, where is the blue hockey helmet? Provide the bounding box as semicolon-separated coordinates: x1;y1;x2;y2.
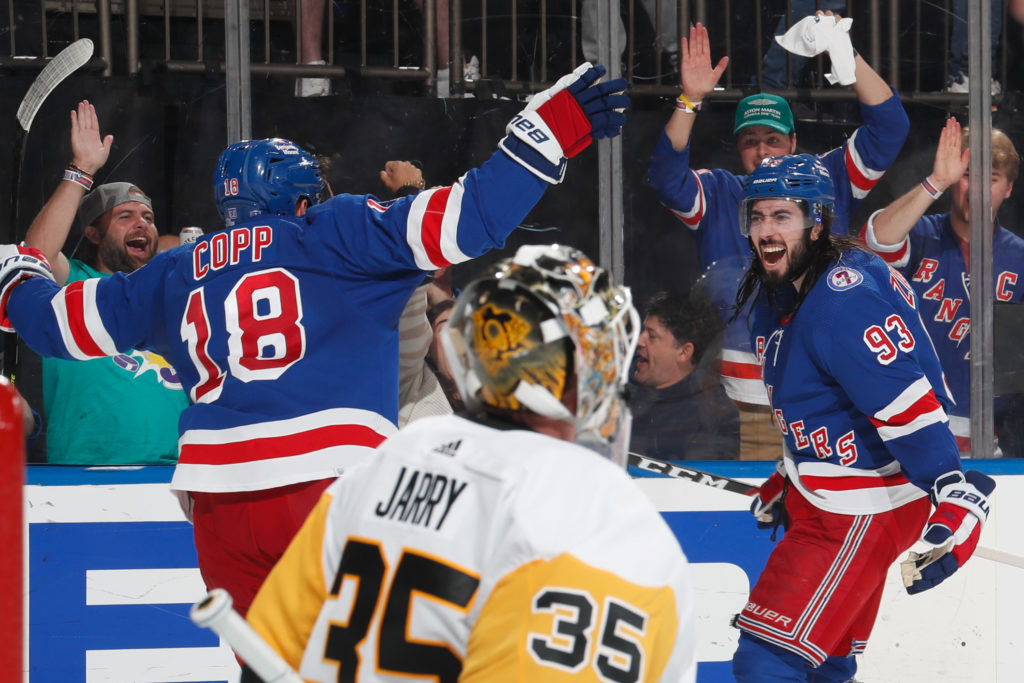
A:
213;138;323;227
739;154;836;236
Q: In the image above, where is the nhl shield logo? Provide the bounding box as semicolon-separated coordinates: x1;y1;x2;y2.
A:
826;266;863;291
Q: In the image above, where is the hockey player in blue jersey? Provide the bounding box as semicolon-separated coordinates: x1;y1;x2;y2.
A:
860;117;1024;455
0;62;628;617
647;15;909;459
731;154;996;681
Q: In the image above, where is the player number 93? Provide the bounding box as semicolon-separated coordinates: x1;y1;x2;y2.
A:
862;314;915;365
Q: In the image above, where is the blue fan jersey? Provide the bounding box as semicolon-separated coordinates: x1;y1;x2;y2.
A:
863;211;1024;450
750;248;963;514
7;150;546;493
648;94;909;403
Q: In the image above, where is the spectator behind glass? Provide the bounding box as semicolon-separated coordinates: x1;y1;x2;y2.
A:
628;290;739;461
859;118;1023;455
581;0;678;76
21;100;188;465
647;17;908;460
295;0;330;97
945;0;1003;95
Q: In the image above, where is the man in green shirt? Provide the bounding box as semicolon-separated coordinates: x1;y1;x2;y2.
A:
23;100;188;464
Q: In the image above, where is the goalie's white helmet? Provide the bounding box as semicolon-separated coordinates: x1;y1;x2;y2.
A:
442;244;640;464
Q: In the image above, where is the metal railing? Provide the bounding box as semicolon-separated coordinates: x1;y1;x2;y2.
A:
2;1;1009;102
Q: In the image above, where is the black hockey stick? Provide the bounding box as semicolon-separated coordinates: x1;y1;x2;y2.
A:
628;452;1024;570
3;38;94;379
627;451;759;496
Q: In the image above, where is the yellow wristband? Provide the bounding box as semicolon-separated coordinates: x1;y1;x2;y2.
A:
675;94;702;113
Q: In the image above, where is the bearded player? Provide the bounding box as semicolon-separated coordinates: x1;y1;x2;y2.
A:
732;154;995;682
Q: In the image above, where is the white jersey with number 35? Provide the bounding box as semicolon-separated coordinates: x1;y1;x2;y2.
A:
246;414;696;682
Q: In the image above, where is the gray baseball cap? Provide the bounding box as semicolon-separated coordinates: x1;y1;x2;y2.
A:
78;182;154;229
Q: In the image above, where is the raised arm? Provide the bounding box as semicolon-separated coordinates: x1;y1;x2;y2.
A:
867;118;967;247
379;160;427;197
664;22;728;152
23;100;113;285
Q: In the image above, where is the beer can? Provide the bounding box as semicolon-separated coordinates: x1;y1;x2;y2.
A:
179;227;204;245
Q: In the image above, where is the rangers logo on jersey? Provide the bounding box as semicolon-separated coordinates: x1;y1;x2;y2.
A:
826;266;863;292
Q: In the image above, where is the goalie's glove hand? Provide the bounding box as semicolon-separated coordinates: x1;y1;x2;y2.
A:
750;465;788;530
499;62;629;183
0;244;54;332
902;470;995;595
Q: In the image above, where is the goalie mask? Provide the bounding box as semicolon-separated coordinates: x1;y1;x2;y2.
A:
442;244;640;465
214;138;324;227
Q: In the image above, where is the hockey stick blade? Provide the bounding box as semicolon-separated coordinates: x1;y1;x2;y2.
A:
5;38;95;378
191;589;304;683
627;452;759;496
16;38;94;133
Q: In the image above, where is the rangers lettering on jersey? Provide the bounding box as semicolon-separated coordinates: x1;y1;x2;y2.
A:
750;249;960;514
374;466;468;531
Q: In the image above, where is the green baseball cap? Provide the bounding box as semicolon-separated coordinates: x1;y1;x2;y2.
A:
733;94;795;135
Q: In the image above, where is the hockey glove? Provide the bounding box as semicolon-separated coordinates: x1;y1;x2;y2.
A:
750;462;788;530
499;62;628;183
0;244;54;333
902;470;995;595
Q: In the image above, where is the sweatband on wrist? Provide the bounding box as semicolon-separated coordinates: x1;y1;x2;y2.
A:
921;176;943;200
63;163;94;191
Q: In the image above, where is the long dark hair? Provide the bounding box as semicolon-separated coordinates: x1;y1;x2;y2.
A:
732;218;867;320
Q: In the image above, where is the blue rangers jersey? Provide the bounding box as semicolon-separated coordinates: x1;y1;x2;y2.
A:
6;150;546;493
862;212;1024;451
751;248;962;514
648;95;909;403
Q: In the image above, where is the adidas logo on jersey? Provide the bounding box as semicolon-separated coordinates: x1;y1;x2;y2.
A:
433;440;462;457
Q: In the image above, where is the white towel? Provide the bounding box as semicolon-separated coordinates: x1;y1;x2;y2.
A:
775;15;857;86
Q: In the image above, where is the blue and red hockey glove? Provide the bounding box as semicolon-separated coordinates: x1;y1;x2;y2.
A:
499;62;628;183
902;469;995;595
750;462;788;532
0;244;53;332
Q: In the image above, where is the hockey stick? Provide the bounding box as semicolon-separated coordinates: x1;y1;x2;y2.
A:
190;588;304;683
628;451;1024;570
974;545;1024;570
4;38;94;379
11;38;94;241
627;451;759;496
